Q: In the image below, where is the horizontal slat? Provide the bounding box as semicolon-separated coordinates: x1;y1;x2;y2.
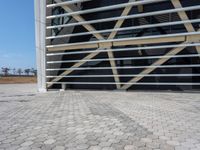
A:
47;5;200;29
46;82;200;85
46;74;200;78
46;19;200;40
46;0;167;19
46;43;200;56
46;64;200;71
47;0;92;8
47;54;200;64
46;31;200;51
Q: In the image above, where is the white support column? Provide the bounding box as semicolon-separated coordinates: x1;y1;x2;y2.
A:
34;0;47;92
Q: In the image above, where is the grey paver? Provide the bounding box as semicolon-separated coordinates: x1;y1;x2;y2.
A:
124;145;137;150
52;146;65;150
167;140;180;146
21;141;34;147
88;146;101;150
0;84;200;150
44;139;55;145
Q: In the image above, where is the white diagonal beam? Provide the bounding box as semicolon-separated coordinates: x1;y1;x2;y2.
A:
49;0;136;88
54;0;104;40
120;42;187;90
106;0;135;89
120;28;200;90
171;0;200;54
53;0;122;88
48;49;102;86
119;1;200;90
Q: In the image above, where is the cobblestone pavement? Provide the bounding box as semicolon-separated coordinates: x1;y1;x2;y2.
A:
0;84;200;150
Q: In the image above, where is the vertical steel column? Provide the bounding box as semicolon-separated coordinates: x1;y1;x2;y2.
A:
34;0;47;92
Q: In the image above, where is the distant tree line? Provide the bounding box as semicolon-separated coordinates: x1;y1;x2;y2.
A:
0;67;37;76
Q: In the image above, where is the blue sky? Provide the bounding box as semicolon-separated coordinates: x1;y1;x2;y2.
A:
0;1;36;69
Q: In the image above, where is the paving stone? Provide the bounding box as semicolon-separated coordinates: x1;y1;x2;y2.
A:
87;140;99;146
0;84;200;150
44;139;55;145
88;146;102;150
167;140;180;146
18;146;30;150
124;145;137;150
160;144;175;150
21;141;34;147
102;147;115;150
175;146;190;150
76;144;89;149
107;138;120;144
99;142;112;147
52;146;65;150
141;138;152;143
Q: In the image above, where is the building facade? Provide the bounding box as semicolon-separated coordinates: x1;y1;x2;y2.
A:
35;0;200;92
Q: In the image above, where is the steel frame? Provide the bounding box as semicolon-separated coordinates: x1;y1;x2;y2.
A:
35;0;200;91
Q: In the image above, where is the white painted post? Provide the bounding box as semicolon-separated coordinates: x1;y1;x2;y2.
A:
34;0;47;92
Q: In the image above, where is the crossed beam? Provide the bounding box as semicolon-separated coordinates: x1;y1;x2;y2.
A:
120;0;200;90
171;0;200;54
48;0;135;88
47;0;200;90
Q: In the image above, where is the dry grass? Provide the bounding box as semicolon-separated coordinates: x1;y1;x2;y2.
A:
0;76;37;84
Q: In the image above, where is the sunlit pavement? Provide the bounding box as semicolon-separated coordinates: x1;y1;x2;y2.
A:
0;84;200;150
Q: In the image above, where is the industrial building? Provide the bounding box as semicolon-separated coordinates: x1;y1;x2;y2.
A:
35;0;200;92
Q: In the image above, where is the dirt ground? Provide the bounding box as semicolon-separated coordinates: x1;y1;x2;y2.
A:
0;76;37;84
